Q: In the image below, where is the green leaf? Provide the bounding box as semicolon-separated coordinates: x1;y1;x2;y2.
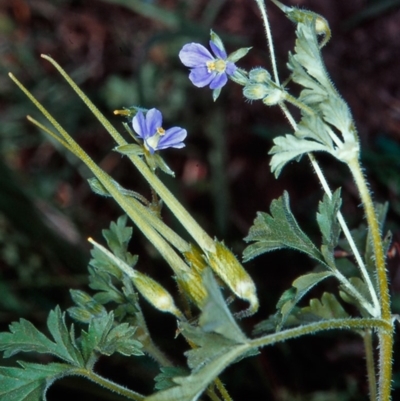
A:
300;292;349;320
319;97;357;146
243;191;323;263
0;361;72;401
269;134;333;177
80;312;143;362
295;114;334;148
0;306;84;367
278;271;333;329
102;215;134;260
68;290;107;323
316;188;342;266
339;277;372;315
287;53;327;106
154;367;189;391
145;344;249;401
293;20;332;90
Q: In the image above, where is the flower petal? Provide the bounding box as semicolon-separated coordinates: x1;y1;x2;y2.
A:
209;40;227;60
189;67;216;88
145;108;162;137
209;73;228;89
158;127;187;149
179;43;213;67
132;111;147;139
225;61;237;76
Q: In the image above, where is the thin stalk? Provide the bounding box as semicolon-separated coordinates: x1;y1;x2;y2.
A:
70;368;145;400
254;0;280;84
347;156;393;401
363;329;377;401
214;377;233;401
307;154;380;316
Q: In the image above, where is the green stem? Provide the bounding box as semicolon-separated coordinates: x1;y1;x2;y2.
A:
254;0;280;84
363;330;377;401
250;318;391;350
70;368;145;400
347;156;393;401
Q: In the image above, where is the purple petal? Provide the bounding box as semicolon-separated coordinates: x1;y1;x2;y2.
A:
209;40;227;59
209;73;228;89
158;127;187;150
189;67;216;88
132;111;147;139
179;43;214;67
225;62;237;76
146;108;162;137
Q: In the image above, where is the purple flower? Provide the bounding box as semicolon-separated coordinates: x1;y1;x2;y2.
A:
179;41;237;90
132;108;187;154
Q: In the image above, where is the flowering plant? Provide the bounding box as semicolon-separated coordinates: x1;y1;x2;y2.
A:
1;1;396;401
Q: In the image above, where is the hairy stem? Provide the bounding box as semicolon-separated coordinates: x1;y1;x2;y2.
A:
347;156;393;401
363;330;377;401
254;0;280;84
70;368;145;400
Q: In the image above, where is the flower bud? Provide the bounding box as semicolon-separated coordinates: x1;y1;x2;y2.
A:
243;83;269;101
262;88;285;105
249;68;271;84
206;241;259;315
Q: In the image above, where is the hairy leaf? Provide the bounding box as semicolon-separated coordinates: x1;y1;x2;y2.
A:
243;192;323;263
278;271;333;329
269;135;333;177
300;292;349;320
0;362;72;401
293;20;332;91
154;367;189;391
316;188;342;259
0;306;84;367
80;312;143;362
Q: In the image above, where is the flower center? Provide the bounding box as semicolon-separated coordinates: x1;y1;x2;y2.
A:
206;59;226;73
145;126;165;152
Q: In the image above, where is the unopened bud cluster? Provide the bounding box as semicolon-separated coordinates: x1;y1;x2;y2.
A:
243;68;285;106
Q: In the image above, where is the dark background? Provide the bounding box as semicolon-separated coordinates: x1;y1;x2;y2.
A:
1;0;400;400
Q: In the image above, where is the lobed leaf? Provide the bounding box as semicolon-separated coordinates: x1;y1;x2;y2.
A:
0;362;72;401
269;135;333;177
243;192;323;263
0;306;84;367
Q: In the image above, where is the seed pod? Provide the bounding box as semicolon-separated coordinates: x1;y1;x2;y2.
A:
206;241;259;315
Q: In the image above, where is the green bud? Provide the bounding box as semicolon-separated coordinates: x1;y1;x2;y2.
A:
262;88;285;105
243;83;270;101
249;68;271;83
